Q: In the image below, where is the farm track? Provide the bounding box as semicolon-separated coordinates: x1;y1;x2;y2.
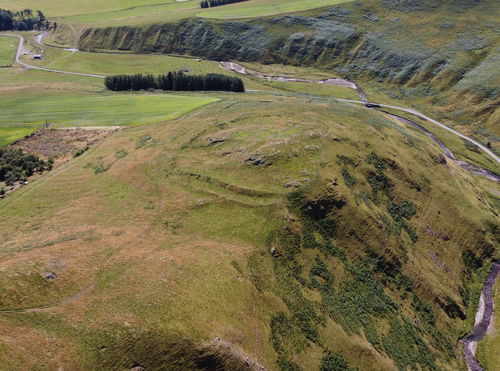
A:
0;33;104;78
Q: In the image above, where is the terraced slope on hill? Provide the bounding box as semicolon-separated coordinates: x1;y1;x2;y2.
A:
0;94;498;370
0;0;499;369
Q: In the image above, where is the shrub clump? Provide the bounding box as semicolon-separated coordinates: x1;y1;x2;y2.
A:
341;168;356;188
320;350;352;371
0;148;52;185
0;8;49;31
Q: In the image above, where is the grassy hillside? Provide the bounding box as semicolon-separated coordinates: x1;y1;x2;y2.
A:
0;93;497;370
0;0;352;27
0;1;498;369
0;36;16;67
78;0;500;152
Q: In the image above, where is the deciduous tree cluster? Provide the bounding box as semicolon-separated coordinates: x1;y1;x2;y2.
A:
0;9;49;31
0;148;52;185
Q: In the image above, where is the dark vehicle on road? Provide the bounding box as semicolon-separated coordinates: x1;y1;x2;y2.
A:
365;103;381;108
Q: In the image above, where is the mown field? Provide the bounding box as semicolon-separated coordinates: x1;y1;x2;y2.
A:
0;93;219;127
0;36;16;66
0;0;351;26
0;126;38;147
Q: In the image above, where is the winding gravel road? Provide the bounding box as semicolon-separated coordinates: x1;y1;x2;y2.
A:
0;33;104;79
337;99;500;165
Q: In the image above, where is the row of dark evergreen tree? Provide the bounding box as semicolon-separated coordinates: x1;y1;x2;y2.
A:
105;72;245;92
0;9;49;31
200;0;248;9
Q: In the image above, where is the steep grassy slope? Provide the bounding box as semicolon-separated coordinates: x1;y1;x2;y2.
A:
0;94;497;370
78;0;500;151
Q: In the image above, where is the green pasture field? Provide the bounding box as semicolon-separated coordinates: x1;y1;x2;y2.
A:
12;37;359;97
0;126;38;148
33;49;222;76
199;0;350;19
0;93;219;127
0;67;21;81
0;0;351;27
0;36;16;66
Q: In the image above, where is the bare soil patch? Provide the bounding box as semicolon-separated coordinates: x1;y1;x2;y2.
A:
9;127;117;161
1;127;118;198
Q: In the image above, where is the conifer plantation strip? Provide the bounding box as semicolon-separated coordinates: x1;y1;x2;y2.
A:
105;72;244;92
200;0;249;9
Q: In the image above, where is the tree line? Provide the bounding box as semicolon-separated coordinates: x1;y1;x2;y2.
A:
200;0;249;9
105;72;245;92
0;148;52;186
0;8;49;31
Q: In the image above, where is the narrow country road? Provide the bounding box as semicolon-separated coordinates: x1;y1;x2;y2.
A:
336;99;500;165
0;33;104;79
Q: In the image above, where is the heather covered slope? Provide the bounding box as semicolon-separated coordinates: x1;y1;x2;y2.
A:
78;0;500;149
0;95;497;370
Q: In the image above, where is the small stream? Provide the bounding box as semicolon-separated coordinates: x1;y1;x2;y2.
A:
462;261;500;371
384;112;500;182
221;61;499;183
